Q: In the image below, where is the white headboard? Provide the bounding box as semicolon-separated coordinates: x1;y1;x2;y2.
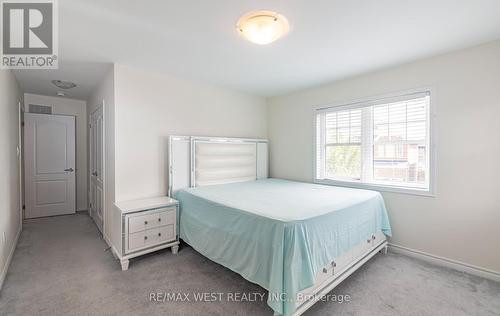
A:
168;136;268;195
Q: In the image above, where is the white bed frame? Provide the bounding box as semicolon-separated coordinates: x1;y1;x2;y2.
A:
168;135;269;195
168;135;388;315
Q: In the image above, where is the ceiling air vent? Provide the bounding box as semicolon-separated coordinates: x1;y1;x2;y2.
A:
28;104;52;114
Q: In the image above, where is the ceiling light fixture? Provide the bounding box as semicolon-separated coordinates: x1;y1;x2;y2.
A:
236;11;289;45
52;80;77;89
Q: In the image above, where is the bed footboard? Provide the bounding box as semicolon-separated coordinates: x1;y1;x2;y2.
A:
292;232;387;316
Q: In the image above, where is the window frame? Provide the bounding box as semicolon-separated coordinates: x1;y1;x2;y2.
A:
313;87;437;197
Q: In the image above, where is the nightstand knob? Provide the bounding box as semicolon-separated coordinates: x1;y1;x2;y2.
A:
144;221;148;225
372;235;376;240
331;261;336;267
144;236;148;240
158;233;161;237
367;239;371;243
158;218;161;222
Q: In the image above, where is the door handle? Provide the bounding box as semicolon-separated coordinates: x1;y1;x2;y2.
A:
64;168;74;172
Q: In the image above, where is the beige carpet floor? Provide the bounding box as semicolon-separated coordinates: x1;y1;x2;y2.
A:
0;213;499;315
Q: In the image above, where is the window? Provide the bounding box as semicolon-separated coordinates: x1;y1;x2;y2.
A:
315;91;433;194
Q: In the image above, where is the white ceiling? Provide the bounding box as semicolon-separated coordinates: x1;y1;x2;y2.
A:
14;0;500;98
15;61;111;100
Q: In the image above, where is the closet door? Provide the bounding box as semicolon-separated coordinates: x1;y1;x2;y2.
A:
89;106;104;233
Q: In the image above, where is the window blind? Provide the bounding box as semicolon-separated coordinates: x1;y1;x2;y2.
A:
315;92;431;191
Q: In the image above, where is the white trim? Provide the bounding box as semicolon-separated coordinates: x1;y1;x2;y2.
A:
101;100;106;239
103;232;113;249
312;86;437;197
389;243;500;283
0;226;21;290
312;87;433;112
314;179;435;197
315;91;430;113
106;238;119;259
18;101;23;226
189;136;267;143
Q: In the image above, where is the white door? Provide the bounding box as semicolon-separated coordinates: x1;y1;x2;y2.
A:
24;113;76;218
89;106;104;233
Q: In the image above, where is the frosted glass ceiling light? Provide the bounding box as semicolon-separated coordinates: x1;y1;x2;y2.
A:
237;11;289;45
52;80;77;89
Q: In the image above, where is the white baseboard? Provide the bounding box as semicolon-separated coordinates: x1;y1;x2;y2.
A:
103;233;119;259
103;232;112;248
0;227;22;290
389;243;500;283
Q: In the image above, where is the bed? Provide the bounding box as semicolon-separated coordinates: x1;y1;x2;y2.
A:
169;136;392;316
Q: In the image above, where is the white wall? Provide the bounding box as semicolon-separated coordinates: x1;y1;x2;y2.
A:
113;64;268;202
87;66;116;246
0;70;23;289
23;93;88;212
267;41;500;274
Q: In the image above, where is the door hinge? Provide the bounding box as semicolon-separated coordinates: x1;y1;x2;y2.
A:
21;122;25;127
22;204;25;210
89;123;92;128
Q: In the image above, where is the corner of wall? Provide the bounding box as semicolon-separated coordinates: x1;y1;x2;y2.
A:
86;63;118;252
0;226;21;290
0;69;23;290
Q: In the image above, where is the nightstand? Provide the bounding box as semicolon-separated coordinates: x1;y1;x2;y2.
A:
114;196;180;271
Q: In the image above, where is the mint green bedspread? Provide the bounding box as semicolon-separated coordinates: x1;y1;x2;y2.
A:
175;178;391;315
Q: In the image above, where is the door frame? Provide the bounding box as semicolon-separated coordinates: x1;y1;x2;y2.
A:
88;101;105;236
18;101;23;226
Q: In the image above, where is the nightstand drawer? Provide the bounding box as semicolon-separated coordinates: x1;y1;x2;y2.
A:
116;196;180;270
158;208;176;226
128;225;175;251
158;224;175;243
129;228;158;251
128;207;175;234
128;213;155;234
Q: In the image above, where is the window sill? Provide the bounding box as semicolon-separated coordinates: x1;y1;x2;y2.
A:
314;178;435;197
